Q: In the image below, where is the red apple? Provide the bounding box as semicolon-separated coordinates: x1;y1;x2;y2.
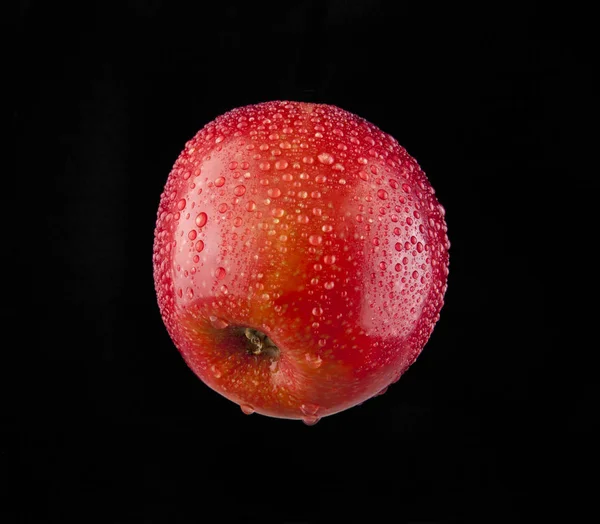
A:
153;101;449;424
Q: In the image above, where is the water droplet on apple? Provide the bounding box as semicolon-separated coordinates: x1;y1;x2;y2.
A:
305;353;323;369
375;386;388;396
234;185;246;196
302;415;320;426
317;152;335;165
209;316;229;329
216;267;227;280
309;235;322;246
240;404;255;415
195;212;208;228
301;402;320;416
214;176;225;187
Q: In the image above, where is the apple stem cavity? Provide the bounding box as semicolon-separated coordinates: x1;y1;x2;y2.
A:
243;327;280;358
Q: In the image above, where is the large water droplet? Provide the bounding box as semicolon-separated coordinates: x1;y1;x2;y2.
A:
195;212;208;228
305;353;323;369
375;386;388;397
317;152;335;165
241;404;255;415
301;402;320;416
209;316;229;329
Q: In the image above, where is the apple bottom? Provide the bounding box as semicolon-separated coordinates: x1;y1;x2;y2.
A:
171;306;416;424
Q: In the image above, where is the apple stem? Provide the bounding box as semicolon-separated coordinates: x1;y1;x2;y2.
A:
244;328;279;357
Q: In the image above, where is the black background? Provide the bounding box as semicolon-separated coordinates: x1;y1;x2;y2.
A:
5;1;597;522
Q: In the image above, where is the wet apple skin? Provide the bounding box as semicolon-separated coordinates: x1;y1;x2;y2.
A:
153;101;449;421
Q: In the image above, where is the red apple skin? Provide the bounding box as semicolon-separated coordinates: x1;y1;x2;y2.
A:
153;101;449;423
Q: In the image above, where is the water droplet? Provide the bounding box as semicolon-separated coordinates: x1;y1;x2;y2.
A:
195;240;205;252
375;386;388;397
188;230;197;240
302;156;314;164
315;174;327;184
312;307;323;316
209;315;229;329
228;161;238;170
195;212;208;228
186;287;194;299
324;281;335;290
359;171;369;181
317;152;334;165
309;235;322;246
246;201;257;212
177;198;187;210
216;267;227;279
259;162;271;171
302;415;320;426
268;188;281;198
301;402;320;415
323;254;336;265
234;185;246;196
241;404;255;415
395;242;402;251
233;216;243;227
215;176;225;187
275;160;288;170
322;224;333;233
377;189;388;200
305;353;323;369
218;203;228;213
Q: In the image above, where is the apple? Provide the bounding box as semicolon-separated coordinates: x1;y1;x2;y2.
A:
153;101;449;424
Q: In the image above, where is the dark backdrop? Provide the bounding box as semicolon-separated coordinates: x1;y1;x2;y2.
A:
6;1;596;522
